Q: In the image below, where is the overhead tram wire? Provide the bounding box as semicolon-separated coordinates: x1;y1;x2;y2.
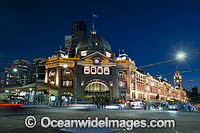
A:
183;78;200;83
157;68;200;77
138;51;200;69
138;59;175;69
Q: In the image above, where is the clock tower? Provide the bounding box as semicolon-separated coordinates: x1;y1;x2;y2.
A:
174;70;183;89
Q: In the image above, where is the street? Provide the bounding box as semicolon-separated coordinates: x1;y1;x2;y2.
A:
0;107;199;133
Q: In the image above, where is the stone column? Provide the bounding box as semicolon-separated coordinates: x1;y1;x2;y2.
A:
45;69;48;83
55;68;60;88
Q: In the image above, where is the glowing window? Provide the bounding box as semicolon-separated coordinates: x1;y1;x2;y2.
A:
49;70;56;77
81;51;87;56
63;80;72;87
84;66;90;74
85;82;109;91
104;67;110;75
91;66;96;74
97;67;103;75
106;52;111;58
50;81;55;85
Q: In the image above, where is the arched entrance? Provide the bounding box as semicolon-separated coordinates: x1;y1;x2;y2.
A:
84;82;110;103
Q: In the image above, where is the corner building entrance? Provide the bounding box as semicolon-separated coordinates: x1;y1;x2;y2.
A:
84;82;110;103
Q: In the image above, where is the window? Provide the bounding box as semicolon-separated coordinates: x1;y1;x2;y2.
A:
85;82;109;91
119;71;124;78
84;66;110;75
63;80;72;87
91;66;96;74
63;70;71;76
119;81;126;88
50;81;55;85
131;82;135;90
106;52;111;58
97;67;103;75
84;66;90;74
132;92;135;98
49;70;56;77
104;67;110;75
65;71;70;75
81;51;87;56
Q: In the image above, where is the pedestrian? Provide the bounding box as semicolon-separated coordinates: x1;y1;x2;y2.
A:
144;103;147;110
196;105;200;112
188;104;191;112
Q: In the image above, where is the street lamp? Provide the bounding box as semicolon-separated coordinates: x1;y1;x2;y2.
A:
151;82;155;86
176;51;186;61
63;64;68;68
13;68;18;72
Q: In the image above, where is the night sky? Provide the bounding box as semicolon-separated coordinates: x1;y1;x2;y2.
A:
0;0;200;90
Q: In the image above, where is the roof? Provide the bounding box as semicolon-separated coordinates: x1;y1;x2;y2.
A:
0;82;58;91
78;34;112;53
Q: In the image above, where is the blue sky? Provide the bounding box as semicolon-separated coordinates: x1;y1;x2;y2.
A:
0;0;200;90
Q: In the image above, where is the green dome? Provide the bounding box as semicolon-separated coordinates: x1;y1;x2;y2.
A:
78;34;112;54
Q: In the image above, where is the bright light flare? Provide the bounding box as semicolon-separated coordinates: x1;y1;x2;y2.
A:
151;82;155;86
63;64;68;68
176;52;186;60
13;68;17;72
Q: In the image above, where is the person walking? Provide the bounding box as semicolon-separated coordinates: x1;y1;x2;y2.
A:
196;104;200;112
188;104;191;112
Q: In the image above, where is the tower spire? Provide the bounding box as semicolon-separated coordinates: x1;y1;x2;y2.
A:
90;13;98;35
92;15;95;29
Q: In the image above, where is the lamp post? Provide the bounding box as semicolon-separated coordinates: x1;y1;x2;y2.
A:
176;51;186;61
175;51;186;71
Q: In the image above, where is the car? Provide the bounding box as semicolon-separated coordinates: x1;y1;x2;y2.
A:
130;101;143;110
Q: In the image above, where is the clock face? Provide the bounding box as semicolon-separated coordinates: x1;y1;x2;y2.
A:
176;80;179;83
94;59;100;64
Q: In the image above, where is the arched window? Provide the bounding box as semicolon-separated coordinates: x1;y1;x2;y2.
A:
49;70;56;77
85;82;109;92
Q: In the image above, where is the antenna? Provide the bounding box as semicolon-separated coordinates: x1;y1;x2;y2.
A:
91;13;98;35
176;64;178;71
92;14;95;29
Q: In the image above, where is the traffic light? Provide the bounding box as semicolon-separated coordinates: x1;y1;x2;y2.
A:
44;89;49;94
